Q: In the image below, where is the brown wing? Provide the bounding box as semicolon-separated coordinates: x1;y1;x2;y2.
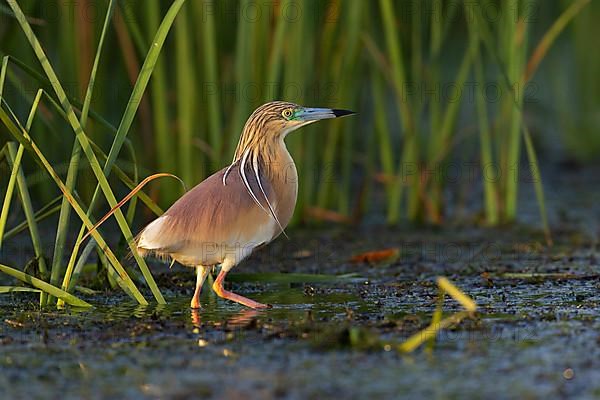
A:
136;162;277;263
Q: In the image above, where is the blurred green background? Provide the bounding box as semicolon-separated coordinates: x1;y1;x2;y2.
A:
1;0;598;228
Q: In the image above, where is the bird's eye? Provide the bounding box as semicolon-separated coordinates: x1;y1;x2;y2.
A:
282;109;293;119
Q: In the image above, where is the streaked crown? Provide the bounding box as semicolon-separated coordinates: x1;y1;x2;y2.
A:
232;101;301;162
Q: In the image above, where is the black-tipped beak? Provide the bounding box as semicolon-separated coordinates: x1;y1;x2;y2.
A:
331;109;356;118
296;107;356;121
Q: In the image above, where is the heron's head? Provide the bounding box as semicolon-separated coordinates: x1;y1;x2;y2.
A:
233;101;354;160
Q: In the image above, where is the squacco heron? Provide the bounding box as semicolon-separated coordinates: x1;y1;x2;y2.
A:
136;101;354;309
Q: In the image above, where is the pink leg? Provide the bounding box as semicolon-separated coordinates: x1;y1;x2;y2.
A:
212;268;270;309
190;266;209;309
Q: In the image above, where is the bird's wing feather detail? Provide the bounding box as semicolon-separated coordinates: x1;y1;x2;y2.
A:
252;151;288;238
240;148;269;215
222;162;234;185
136;166;277;265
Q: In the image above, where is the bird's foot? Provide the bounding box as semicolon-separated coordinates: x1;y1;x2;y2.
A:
212;268;272;309
250;301;272;310
213;287;271;309
228;293;271;309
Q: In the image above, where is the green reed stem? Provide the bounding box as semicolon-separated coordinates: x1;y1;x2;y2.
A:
175;4;196;186
33;0;185;305
145;1;174;205
379;0;415;224
46;0;116;306
0;263;91;307
503;0;524;221
196;0;223;160
523;126;551;246
229;0;254;158
6;141;49;306
0;56;12;247
0;141;20;250
473;49;499;225
4;196;62;241
0;103;147;304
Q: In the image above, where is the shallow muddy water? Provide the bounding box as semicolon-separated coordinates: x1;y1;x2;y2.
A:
1;168;599;399
1;228;599;399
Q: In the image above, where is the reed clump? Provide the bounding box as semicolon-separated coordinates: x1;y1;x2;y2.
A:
0;1;593;304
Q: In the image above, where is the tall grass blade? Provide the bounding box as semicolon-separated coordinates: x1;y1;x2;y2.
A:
195;0;222;160
229;0;255;158
0;56;13;247
6;140;50;306
3;60;163;220
70;0;186;304
5;0;159;304
6;0;185;304
0;84;162;299
0;104;148;305
0;141;20;250
175;4;196;186
502;0;527;221
467;5;499;225
0;55;7;93
66;239;96;293
473;49;499;225
525;0;591;82
371;72;395;220
0;139;19;249
19;89;53;306
4;197;62;240
0;263;91;307
88;140;164;216
426;30;478;222
474;2;552;236
266;0;290;85
48;1;117;301
379;0;415;224
317;1;362;213
145;1;175;204
523;126;552;246
0;286;41;294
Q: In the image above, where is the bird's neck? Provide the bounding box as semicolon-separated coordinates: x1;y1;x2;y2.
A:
232;134;294;176
267;137;298;228
229;135;297;230
270;136;297;185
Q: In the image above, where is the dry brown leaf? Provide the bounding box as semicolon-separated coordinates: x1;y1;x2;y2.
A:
305;207;351;223
350;248;400;264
